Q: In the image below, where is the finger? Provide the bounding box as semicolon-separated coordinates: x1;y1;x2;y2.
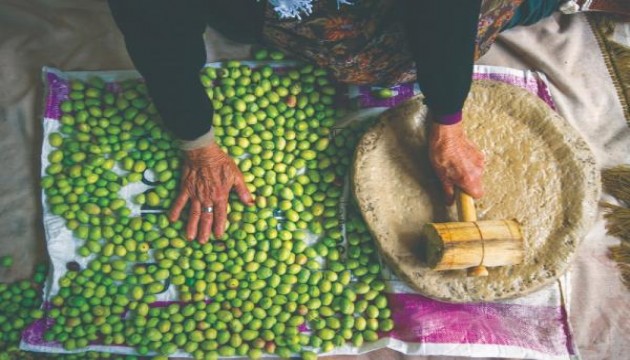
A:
169;191;190;222
441;180;455;206
213;195;229;239
458;175;484;199
197;207;214;244
474;154;485;169
186;200;202;241
462;183;484;199
233;173;254;206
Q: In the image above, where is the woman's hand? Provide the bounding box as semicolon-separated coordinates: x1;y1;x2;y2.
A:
429;122;484;204
169;143;254;242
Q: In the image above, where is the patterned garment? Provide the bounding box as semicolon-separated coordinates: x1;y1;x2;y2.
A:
262;0;525;85
565;0;630;16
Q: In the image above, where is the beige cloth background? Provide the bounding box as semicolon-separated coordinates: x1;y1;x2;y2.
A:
0;0;628;359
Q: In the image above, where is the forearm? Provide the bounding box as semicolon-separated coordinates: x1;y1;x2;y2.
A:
401;0;481;124
108;0;213;142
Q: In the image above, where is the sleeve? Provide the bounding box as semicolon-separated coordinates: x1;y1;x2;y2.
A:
400;0;482;125
108;0;213;141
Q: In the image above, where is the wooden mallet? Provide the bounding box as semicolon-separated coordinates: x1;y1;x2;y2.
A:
422;189;525;276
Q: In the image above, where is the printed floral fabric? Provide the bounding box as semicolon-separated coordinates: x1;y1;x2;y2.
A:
262;0;525;85
477;0;527;57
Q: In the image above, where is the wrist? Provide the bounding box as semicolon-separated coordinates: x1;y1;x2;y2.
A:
184;142;221;162
431;121;464;139
178;128;215;151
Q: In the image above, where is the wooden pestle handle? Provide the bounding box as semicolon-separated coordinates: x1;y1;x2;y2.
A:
456;190;477;222
455;189;489;277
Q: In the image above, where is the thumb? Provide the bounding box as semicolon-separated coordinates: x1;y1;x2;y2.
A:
458;175;484;199
461;184;484;199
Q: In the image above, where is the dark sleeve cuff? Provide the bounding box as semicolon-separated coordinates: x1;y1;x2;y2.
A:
433;110;463;125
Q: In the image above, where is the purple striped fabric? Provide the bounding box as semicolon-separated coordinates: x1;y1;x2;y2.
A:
385;293;574;356
44;72;69;120
355;70;556;110
472;72;556;109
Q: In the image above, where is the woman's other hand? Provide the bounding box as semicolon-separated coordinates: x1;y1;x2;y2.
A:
169;143;254;242
428;122;484;204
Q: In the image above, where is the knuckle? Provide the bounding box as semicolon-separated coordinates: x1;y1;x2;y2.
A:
471;169;483;179
459;174;473;184
212;186;225;199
